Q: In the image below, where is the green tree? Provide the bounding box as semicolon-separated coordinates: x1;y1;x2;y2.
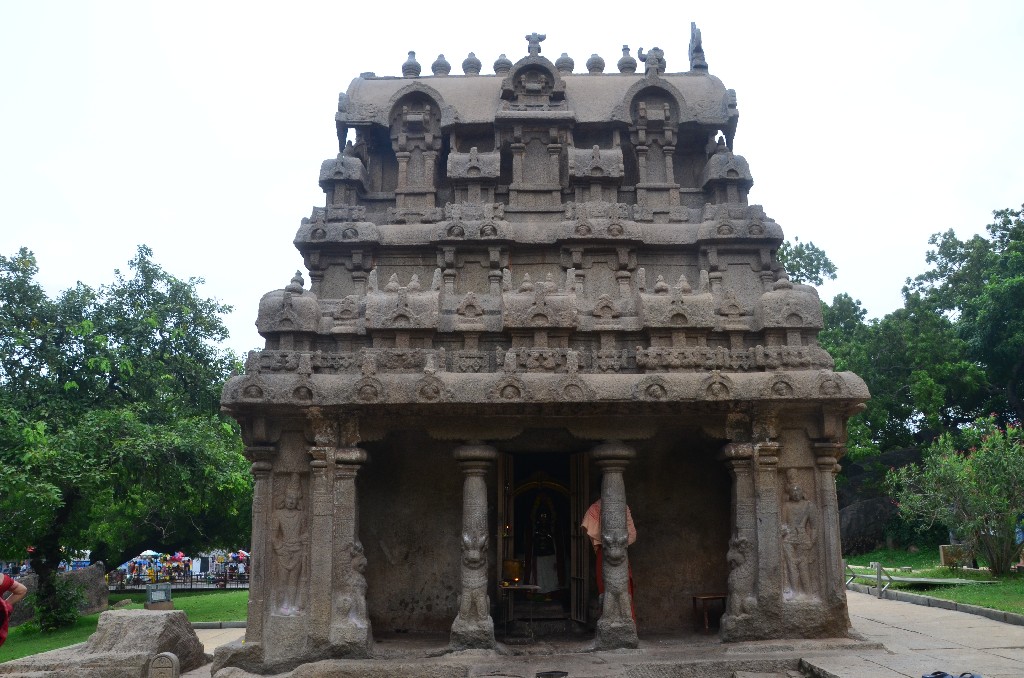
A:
887;418;1024;575
908;205;1024;423
777;237;838;286
0;247;251;628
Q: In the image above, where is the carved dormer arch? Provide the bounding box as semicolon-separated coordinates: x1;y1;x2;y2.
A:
611;79;693;126
500;55;567;111
383;82;452;123
387;87;445;152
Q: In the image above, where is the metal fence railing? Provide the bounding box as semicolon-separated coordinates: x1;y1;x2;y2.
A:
107;568;249;592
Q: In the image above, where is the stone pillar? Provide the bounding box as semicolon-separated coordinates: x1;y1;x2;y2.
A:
423;150;437;191
592;440;638;650
663;145;675;185
753;442;783;617
329;446;372;656
396;152;410;192
307;448;334;645
813;442;846;607
245;447;275;644
721;443;757;637
450;442;498;650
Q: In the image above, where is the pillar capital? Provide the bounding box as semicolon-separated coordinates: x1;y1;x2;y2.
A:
754;441;781;465
335;446;368;466
721;442;754;462
590;439;637;464
813;441;844;460
245;445;276;465
453;442;499;464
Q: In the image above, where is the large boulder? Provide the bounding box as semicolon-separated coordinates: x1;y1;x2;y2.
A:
840;497;898;555
0;609;210;677
8;562;109;627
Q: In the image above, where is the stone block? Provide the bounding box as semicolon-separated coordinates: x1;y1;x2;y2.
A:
894;591;929;607
149;652;180;678
0;609;209;677
928;597;957;611
939;544;968;567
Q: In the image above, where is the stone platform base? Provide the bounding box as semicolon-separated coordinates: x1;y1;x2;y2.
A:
204;633;883;678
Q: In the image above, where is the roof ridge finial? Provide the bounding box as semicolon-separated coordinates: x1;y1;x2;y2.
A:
689;22;708;71
525;32;546;57
286;271;305;293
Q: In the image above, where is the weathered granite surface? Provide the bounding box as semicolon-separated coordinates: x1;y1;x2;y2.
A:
218;28;866;674
0;610;209;677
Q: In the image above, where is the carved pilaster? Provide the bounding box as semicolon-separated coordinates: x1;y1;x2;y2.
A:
813;442;846;606
246;449;275;644
720;443;757;631
305;408;338;644
450;443;498;649
329;446;371;655
592;440;639;650
308;452;333;644
754;442;782;616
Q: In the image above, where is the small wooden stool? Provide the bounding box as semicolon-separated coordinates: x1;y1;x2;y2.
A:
692;593;727;632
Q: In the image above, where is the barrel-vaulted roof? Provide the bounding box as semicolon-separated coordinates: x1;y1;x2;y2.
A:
338;71;735;128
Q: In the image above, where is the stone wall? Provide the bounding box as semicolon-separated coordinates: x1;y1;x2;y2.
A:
360;432;463;633
625;432;731;632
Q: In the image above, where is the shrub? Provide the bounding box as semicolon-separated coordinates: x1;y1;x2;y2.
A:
887;417;1024;575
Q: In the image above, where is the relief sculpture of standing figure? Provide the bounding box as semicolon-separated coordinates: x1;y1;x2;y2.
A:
781;474;816;599
273;473;309;615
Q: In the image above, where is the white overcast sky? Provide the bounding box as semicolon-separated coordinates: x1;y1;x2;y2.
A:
2;1;1022;356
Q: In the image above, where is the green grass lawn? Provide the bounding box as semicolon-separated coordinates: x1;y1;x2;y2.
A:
0;589;248;664
106;589;249;622
846;547;1024;615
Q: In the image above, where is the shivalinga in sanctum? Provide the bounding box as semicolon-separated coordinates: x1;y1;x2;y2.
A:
216;26;868;675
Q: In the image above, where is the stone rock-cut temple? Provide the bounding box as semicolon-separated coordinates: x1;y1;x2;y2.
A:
218;27;868;674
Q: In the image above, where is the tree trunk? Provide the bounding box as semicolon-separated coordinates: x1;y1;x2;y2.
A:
29;492;79;630
1005;356;1024;425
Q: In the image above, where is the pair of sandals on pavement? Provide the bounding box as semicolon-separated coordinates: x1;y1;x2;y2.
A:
923;672;984;678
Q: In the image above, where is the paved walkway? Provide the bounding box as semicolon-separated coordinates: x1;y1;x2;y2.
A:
821;590;1024;677
183;591;1024;677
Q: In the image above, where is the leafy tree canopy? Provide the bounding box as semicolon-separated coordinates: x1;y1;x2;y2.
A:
907;205;1024;423
777;237;838;286
0;246;251;627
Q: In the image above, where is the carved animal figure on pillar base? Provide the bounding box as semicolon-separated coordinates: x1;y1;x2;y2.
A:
459;532;490;621
335;543;369;628
725;536;756;617
601;532;632;620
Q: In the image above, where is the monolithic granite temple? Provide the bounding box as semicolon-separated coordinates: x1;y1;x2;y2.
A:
218;28;868;674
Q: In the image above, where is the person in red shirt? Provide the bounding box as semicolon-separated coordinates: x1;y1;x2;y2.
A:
1;572;28;648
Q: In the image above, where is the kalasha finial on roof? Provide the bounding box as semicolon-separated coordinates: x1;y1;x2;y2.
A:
286;271;305;293
493;53;513;75
525;32;546;56
555;52;574;74
618;45;637;73
462;52;482;76
689;22;708;71
402;51;421;78
431;54;451;76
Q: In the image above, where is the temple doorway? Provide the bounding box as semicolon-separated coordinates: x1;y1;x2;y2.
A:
497;451;591;635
